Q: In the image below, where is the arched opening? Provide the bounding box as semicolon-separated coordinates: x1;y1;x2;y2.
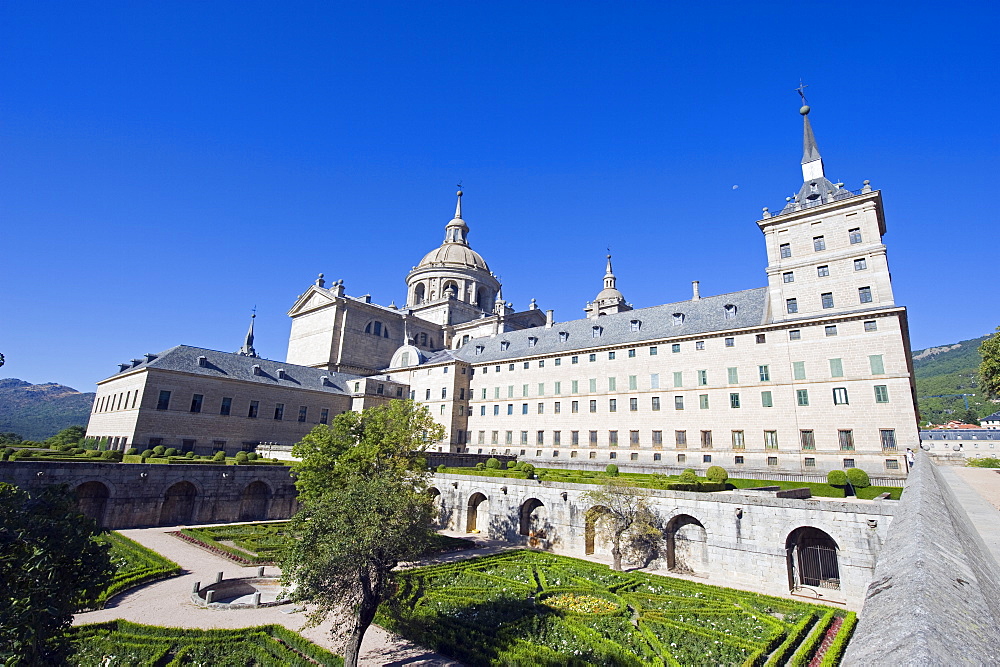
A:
238;481;271;521
519;498;547;538
75;481;110;528
466;492;488;533
786;527;840;591
414;283;425;305
443;281;459;300
159;481;197;526
477;287;491;310
584;505;612;556
428;487;446;527
665;514;708;574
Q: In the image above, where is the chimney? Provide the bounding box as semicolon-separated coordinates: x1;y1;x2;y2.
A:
692;281;701;301
131;359;143;368
545;310;554;328
144;353;158;362
118;363;130;372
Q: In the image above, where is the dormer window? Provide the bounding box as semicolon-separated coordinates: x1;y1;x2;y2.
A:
592;326;603;338
559;331;569;342
630;320;641;332
252;364;262;376
475;345;484;355
197;356;208;368
527;337;538;348
277;368;287;379
724;304;737;319
500;341;510;351
672;313;684;326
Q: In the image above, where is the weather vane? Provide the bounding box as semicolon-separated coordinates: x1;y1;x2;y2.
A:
795;79;809;105
457;181;463;190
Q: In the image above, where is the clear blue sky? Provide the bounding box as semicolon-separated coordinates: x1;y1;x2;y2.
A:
2;1;998;391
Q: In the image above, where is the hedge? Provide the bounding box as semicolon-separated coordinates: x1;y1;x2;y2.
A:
819;612;857;667
88;532;181;609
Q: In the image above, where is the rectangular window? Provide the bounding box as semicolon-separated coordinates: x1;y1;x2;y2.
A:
759;365;770;382
839;429;855;450
881;429;897;451
675;395;684;410
628;375;638;390
537;402;544;414
494;387;500;399
730;392;741;408
817;264;830;278
756;334;767;344
874;385;889;403
555;358;562;366
589;400;597;413
629;348;637;357
725;337;735;347
854;257;867;271
864;320;878;332
608;351;616;360
780;243;791;258
671;343;680;353
481;388;487;400
589;430;598;445
649;346;658;356
537;430;544;445
735;455;745;464
805;457;816;467
675;430;687;447
609;452;617;459
833;387;849;404
814;236;826;251
572;400;579;413
220;397;232;416
572;356;579;364
699;394;709;409
553;431;561;446
572;430;580;446
703;454;712;463
248;400;259;419
320;408;329;424
783;271;795;283
608;377;617;391
885;459;900;470
492;431;499;444
732;430;745;449
821;292;835;309
767;456;778;466
678;453;687;463
507;404;513;415
700;430;713;448
522;403;528;415
727;367;739;384
870;354;885;375
554;381;562;394
521;384;528;397
609;430;618;446
673;371;683;387
571;380;579;393
480;406;486;416
796;389;810;406
478;431;485;444
697;370;708;386
589;378;597;392
696;340;705;350
298;406;308;422
507;386;514;398
829;358;844;377
789;329;801;340
494;405;500;415
609;398;617;412
652;430;663;445
761;391;773;407
849;228;863;244
273;404;284;420
554;401;561;413
801;430;815;450
764;430;778;449
650;373;659;389
651;396;661;411
190;394;203;413
859;286;873;303
792;361;806;380
629;397;638;411
786;298;798;314
426;388;432;400
825;325;838;337
156;390;171;411
589;353;597;362
505;431;513;445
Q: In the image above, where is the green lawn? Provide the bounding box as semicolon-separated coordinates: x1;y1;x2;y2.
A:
67;621;341;666
378;549;855;666
89;532;181;609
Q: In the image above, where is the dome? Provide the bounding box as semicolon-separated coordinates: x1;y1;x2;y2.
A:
595;287;625;302
416;243;491;272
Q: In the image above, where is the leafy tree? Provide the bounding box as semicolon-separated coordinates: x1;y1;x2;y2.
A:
0;432;23;446
44;426;86;449
979;327;1000;400
281;399;444;667
581;478;660;571
0;483;112;664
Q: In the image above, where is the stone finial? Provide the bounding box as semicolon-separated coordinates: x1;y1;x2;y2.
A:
862;179;872;193
316;273;325;287
529;298;537;310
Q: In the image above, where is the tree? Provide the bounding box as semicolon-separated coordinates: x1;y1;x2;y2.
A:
280;399;445;667
581;478;660;571
44;426;85;449
0;483;112;664
979;326;1000;400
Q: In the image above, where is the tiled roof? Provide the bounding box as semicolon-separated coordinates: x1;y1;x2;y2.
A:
454;288;768;364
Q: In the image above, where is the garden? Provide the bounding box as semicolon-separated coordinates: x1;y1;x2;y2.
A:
0;442;288;466
378;549;856;666
66;621;342;665
89;531;182;608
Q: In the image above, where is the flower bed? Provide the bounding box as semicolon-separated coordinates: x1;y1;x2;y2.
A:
87;532;181;609
378;550;855;666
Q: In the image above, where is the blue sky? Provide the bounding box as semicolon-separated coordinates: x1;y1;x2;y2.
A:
2;1;998;391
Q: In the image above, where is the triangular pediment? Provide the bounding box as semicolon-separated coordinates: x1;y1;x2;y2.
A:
287;286;337;316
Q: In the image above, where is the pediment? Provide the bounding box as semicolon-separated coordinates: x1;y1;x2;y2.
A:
287;286;337;316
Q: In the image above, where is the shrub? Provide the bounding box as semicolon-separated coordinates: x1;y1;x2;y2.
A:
212;451;226;462
706;466;728;483
152;445;166;456
247;452;258;461
11;449;33;461
679;469;699;484
827;470;847;486
1;447;12;461
87;449;103;458
486;457;501;469
521;463;535;477
185;451;195;458
141;449;155;459
125;447;138;455
968;457;1000;468
100;450;123;461
71;447;86;455
845;467;870;489
436;464;446;473
235;451;249;465
507;460;517;469
163;447;178;457
475;462;486;470
605;464;619;476
514;461;525;470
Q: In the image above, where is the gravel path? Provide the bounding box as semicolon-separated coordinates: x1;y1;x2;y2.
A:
73;523;463;666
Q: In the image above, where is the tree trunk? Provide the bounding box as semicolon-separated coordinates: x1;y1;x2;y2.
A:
611;543;622;571
343;571;383;667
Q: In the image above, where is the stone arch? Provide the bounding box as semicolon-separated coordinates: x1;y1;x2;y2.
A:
413;282;426;305
75;481;110;528
158;481;197;526
466;492;488;533
443;280;459;300
238;480;272;521
786;526;841;591
665;514;708;574
518;498;547;537
584;504;612;556
477;287;491;309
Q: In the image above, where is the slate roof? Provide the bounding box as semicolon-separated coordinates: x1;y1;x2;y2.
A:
103;345;371;395
454;287;769;364
981;411;1000;422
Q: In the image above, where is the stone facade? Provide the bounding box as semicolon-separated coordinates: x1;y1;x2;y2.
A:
430;472;894;609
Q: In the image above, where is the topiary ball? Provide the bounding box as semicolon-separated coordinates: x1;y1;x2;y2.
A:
605;464;619;476
507;460;517;469
152;445;166;456
141;449;155;459
125;447;138;455
705;466;729;483
485;457;500;469
436;464;446;472
163;447;178;457
475;462;485;470
679;469;699;484
827;469;848;486
846;467;870;488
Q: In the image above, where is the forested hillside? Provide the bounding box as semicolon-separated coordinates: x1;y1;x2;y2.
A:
911;334;996;425
0;379;94;441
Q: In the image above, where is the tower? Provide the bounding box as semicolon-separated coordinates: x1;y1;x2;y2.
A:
583;254;632;317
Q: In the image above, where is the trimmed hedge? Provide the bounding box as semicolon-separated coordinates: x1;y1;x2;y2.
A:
819;612;857;667
88;532;181;609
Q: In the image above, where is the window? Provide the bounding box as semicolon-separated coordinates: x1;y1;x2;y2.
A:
825;325;838;336
789;329;801;340
608;351;615;360
698;370;708;386
699;394;709;409
298;406;308;422
494;405;500;415
854;258;867;271
272;403;285;420
553;431;561;446
537;430;544;445
725;337;735;347
833;387;849;405
650;346;658;356
650;373;659;389
500;341;509;351
735;455;745;464
821;292;834;309
730;392;741;408
800;430;816;450
609;431;619;446
491;431;499;444
630;397;638;412
555;358;562;366
814;236;826;251
796;389;810;406
756;333;767;344
589;400;597;413
829;358;844;377
675;396;684;410
505;431;513;444
538;360;544;368
817;265;830;277
523;362;530;370
522;403;528;415
678;454;687;463
764;430;778;449
673;371;683;387
589;430;598;445
727;367;739;384
651;396;661;411
654;453;662;461
571;380;578;393
426;388;432;400
875;385;889;403
696;340;705;350
477;431;485;445
767;456;778;466
572;401;579;413
672;313;684;326
507;404;513;415
792;361;806;380
609;398;617;413
589;353;597;362
629;348;637;358
624;375;635;390
609;452;618;460
786;298;798;314
592;327;602;339
528;337;537;348
675;430;687;447
870;354;885;375
554;381;561;394
859;286;873;304
590;378;598;392
780;243;791;258
559;331;569;342
248;400;259;419
156;390;171;411
805;457;816;467
220;397;232;416
783;271;794;283
554;401;561;414
480;406;486;416
839;430;855;450
320;408;329;424
189;394;203;413
700;430;713;448
864;320;878;332
759;365;770;382
571;356;579;364
652;430;663;445
443;388;450;399
630;320;641;331
885;459;900;470
761;391;773;407
881;429;897;451
849;228;863;244
521;431;528;445
571;430;579;445
537;402;544;414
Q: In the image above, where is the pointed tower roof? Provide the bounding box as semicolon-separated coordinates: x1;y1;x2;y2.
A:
781;91;853;213
584;254;631;317
801;105;822;165
237;313;259;358
412;189;490;271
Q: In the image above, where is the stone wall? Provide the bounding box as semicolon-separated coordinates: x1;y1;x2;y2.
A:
843;453;1000;665
431;472;895;608
0;461;298;529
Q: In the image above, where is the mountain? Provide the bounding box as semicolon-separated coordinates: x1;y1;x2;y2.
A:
0;379;95;441
910;334;995;425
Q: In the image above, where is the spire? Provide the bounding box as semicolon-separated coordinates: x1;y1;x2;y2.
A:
443;188;469;245
454;188;463;219
238;312;259;358
796;82;825;181
584;253;631;317
604;254;616;290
